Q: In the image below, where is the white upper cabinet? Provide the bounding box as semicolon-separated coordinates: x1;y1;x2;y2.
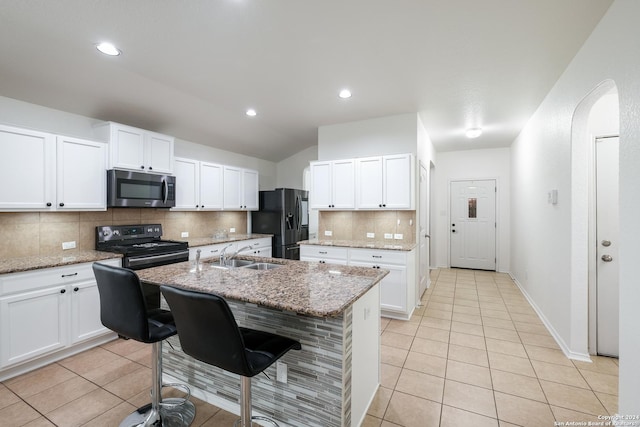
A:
312;154;413;211
356;154;414;210
223;166;259;211
200;162;225;210
310;159;355;209
95;122;174;174
0;125;55;210
173;158;224;211
0;125;106;211
56;136;106;210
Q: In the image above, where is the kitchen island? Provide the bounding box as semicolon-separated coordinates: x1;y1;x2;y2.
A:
136;256;387;427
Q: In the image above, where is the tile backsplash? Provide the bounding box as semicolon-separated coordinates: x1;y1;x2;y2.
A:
0;209;247;259
318;210;415;243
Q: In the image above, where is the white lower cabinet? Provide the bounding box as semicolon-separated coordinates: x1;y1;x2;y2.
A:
238;237;272;258
0;259;119;378
301;245;416;319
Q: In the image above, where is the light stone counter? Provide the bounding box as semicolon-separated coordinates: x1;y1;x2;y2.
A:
0;250;122;274
184;233;272;248
137;257;384;426
299;238;416;251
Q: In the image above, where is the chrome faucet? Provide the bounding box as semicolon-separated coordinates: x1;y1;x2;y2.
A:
229;245;252;262
219;244;234;266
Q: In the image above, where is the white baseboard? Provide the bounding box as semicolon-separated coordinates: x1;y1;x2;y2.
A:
509;273;592;363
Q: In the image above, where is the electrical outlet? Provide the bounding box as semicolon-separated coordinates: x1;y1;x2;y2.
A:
230;227;236;233
181;231;189;238
366;232;375;238
276;361;287;383
384;233;393;239
324;230;333;237
62;241;76;250
394;233;403;240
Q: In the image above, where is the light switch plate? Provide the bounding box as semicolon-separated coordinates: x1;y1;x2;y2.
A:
181;231;189;238
366;232;375;238
62;241;76;250
384;233;393;239
230;227;236;233
394;233;403;240
325;230;333;236
276;361;287;383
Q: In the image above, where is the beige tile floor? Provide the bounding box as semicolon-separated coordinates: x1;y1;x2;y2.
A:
0;268;618;427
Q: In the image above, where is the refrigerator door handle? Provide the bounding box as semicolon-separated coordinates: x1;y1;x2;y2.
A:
295;195;301;232
286;245;300;251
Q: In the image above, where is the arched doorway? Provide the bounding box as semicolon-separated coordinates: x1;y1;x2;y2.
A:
570;80;619;359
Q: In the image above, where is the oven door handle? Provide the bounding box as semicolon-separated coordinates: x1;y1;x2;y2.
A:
126;251;188;269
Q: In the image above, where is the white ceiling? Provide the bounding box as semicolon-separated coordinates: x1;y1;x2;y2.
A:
0;1;612;162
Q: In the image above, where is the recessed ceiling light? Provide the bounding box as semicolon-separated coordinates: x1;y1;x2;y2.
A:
465;128;482;138
246;108;257;117
338;89;352;99
96;42;121;56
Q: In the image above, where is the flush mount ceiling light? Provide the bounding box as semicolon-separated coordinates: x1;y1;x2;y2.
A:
465;128;482;138
245;108;257;117
96;42;121;56
338;89;352;99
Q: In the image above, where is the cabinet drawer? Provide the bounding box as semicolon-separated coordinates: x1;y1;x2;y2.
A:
349;248;406;265
300;245;348;260
243;237;272;249
0;263;97;296
189;243;237;261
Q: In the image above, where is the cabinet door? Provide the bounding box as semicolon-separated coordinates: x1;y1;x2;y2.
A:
357;157;383;209
310;161;332;209
146;132;174;174
383;154;412;209
242;169;259;210
0;286;68;367
350;261;407;313
173;157;199;210
331;159;355;209
223;166;243;209
110;124;145;171
0;125;55;210
70;281;109;344
56;136;106;210
200;162;224;210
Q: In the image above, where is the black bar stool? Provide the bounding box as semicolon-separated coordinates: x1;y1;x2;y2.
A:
92;262;196;427
160;285;302;427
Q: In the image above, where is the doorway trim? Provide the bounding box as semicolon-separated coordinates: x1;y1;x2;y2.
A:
569;79;618;361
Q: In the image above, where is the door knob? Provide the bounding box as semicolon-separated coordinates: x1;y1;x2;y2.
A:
601;254;613;262
601;240;612;247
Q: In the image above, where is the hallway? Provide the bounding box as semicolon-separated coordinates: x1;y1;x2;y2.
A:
0;269;619;426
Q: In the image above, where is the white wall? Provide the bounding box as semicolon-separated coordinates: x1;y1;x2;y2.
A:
276;145;318;189
433;148;510;273
318;113;418;160
0;95;277;190
509;0;640;414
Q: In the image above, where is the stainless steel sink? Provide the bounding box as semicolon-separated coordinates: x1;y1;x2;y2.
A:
225;259;255;268
242;262;282;271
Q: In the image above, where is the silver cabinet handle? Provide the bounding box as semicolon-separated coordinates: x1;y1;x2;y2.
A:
601;240;612;247
602;255;613;262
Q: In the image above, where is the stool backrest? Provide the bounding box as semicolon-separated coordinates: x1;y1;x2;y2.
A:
160;285;252;377
92;262;150;342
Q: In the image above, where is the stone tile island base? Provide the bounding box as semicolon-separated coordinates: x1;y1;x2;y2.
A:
161;284;380;427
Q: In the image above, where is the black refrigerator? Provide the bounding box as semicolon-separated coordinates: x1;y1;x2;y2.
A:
251;188;309;259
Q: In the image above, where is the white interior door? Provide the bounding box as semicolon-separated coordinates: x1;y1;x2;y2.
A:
450;180;496;270
596;136;619;357
418;162;430;299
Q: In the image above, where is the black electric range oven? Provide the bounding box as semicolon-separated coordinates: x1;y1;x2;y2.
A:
95;223;189;308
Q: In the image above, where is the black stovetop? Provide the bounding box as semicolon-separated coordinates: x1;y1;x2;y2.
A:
95;224;188;255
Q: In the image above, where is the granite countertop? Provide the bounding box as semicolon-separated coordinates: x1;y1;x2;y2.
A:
137;256;388;318
0;250;122;275
185;234;272;248
299;239;416;251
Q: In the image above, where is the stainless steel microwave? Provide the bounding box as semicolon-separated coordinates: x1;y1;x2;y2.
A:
107;170;176;208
